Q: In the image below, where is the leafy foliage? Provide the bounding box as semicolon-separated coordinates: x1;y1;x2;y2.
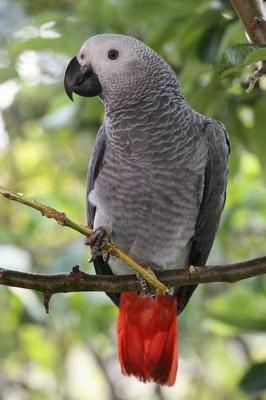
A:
217;44;266;77
240;363;266;394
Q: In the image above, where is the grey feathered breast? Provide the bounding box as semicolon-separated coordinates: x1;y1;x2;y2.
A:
87;112;230;314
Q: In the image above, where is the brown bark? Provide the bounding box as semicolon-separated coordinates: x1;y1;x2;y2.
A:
230;0;266;89
0;257;265;295
231;0;266;44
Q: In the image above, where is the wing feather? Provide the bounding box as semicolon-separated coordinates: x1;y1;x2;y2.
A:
87;121;230;312
86;124;120;306
178;120;230;313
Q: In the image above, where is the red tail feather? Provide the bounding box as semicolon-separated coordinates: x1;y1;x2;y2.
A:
117;291;178;386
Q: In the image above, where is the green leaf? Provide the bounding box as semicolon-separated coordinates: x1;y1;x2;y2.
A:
240;363;266;394
206;286;266;332
217;44;266;77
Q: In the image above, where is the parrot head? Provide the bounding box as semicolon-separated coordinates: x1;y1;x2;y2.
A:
64;34;176;106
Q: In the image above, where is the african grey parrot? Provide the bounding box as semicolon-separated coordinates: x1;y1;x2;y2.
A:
64;34;230;386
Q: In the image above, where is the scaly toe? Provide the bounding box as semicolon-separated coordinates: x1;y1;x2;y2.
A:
137;273;157;299
165;287;175;296
85;227;109;260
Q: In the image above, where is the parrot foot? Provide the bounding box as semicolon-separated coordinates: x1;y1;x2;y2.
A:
165;287;175;296
85;227;109;261
137;273;157;299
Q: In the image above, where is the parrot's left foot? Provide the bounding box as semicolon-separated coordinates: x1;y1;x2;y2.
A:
85;227;109;261
137;272;157;299
165;286;175;296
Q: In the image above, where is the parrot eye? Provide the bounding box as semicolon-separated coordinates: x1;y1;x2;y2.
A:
108;49;119;60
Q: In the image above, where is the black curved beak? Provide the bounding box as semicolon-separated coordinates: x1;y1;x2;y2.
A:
64;57;102;101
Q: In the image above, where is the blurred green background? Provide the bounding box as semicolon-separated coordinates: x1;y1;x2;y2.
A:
0;0;266;399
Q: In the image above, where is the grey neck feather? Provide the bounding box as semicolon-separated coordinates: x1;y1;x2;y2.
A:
103;80;191;160
97;42;195;159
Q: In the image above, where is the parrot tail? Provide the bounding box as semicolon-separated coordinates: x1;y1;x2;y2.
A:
117;291;178;386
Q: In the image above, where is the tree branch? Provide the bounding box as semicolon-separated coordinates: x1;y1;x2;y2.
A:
0;257;265;294
230;0;266;90
0;186;167;294
1;186;265;313
231;0;266;45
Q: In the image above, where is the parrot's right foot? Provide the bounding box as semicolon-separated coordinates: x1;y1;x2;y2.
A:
85;227;109;261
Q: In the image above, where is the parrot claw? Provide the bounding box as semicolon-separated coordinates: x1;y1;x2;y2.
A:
137;273;157;299
85;227;109;261
165;287;175;296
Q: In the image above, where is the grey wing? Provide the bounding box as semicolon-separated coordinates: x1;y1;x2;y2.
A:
178;120;230;313
86;124;120;307
87;124;106;225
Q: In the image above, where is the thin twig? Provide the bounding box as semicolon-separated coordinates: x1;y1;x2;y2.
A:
1;187;265;304
245;61;266;92
88;344;123;400
0;186;167;294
